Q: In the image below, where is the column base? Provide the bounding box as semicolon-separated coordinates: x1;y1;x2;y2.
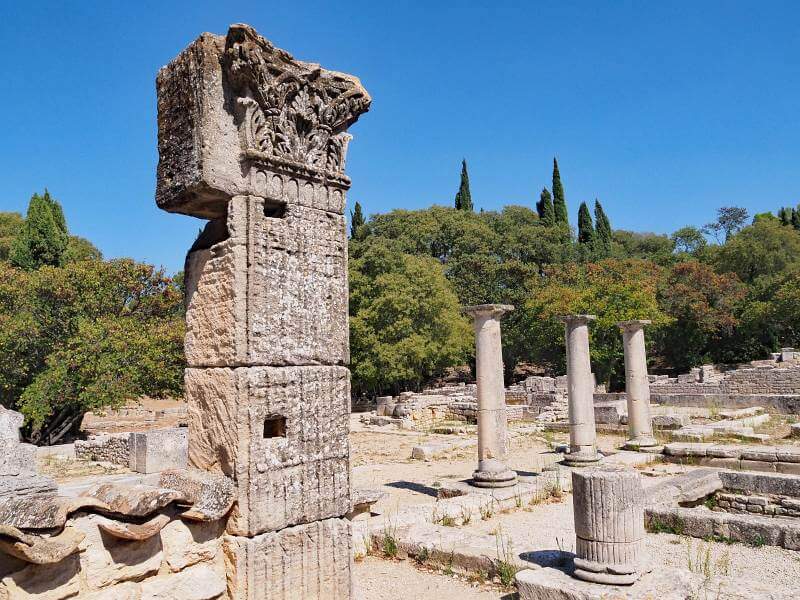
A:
623;436;659;452
563;447;602;467
573;557;645;586
471;468;517;488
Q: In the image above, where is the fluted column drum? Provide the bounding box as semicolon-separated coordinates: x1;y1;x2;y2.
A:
571;466;647;585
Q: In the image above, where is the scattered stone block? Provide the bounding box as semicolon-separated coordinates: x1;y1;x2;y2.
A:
128;428;188;474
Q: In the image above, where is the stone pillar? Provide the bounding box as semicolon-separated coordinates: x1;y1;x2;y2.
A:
464;304;517;488
617;320;658;450
156;23;370;599
559;315;601;466
571;466;647;585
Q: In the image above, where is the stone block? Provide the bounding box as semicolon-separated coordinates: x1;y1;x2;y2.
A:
185;197;349;368
706;445;740;458
141;564;226;600
0;440;36;477
186;366;350;536
739;460;775;473
223;518;352;600
664;442;713;457
740;447;778;462
776;447;800;463
128;428;188;474
0;408;23;441
593;401;626;425
720;470;800;497
776;462;800;476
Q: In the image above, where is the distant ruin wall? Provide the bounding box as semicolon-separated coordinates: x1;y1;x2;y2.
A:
74;433;130;466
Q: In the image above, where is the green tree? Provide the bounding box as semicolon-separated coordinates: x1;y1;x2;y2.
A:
577;202;595;246
349;239;472;396
594;200;612;257
778;207;793;226
350;201;366;239
524;259;667;387
0;259;184;442
670;226;707;257
715;218;800;284
551;158;569;226
536;188;555;226
0;212;24;261
656;261;745;372
10;191;69;270
64;236;102;263
612;230;675;265
703;206;749;242
792;206;800;230
454;159;474;211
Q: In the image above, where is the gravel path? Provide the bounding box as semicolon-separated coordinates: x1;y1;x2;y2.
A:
354;556;509;600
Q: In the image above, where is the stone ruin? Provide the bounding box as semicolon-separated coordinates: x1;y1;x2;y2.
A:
0;23;368;599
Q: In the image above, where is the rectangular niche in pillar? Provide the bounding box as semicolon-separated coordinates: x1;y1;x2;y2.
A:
185;365;351;537
184;195;349;368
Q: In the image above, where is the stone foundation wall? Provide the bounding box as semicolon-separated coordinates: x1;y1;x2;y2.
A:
0;510;227;599
74;434;130;466
714;491;800;518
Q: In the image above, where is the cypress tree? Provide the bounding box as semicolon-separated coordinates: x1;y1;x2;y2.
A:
10;190;69;270
536;188;555;226
454;159;473;211
779;207;793;226
594;199;612;256
577;201;595;245
350;201;366;239
552;157;568;226
793;207;800;231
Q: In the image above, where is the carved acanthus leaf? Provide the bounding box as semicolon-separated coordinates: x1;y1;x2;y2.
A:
223;24;371;179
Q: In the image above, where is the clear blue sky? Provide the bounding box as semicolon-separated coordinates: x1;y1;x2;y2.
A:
2;1;798;273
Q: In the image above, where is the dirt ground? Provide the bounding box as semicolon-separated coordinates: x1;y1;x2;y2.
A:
354;557;512;600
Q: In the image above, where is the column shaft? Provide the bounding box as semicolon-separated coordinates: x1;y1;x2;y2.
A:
619;321;657;449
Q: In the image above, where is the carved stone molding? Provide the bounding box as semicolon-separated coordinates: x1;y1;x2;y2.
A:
224;24;371;189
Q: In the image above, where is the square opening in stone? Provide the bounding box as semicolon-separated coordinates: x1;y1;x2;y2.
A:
263;201;287;219
263;415;287;438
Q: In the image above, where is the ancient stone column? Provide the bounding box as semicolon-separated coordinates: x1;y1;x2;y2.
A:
571;466;647;585
156;23;370;599
559;315;601;466
617;320;658;450
464;304;517;488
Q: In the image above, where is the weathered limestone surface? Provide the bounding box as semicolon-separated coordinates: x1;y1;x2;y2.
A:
0;407;56;495
463;304;517;488
572;466;646;585
129;428;188;474
157;22;369;599
560;316;601;465
186;366;350;536
184;198;348;368
224;518;352;600
156;24;370;218
617;320;657;449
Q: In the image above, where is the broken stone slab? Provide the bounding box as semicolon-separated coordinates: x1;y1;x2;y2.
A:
645;469;723;507
0;439;37;477
347;489;387;521
97;514;171;541
664;442;714;457
670;426;714;442
0;473;57;500
80;483;187;518
718;406;765;419
719;470;800;497
651;414;690;429
410;438;476;461
129;428;188;474
0;495;108;530
0;525;84;564
157;468;235;521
